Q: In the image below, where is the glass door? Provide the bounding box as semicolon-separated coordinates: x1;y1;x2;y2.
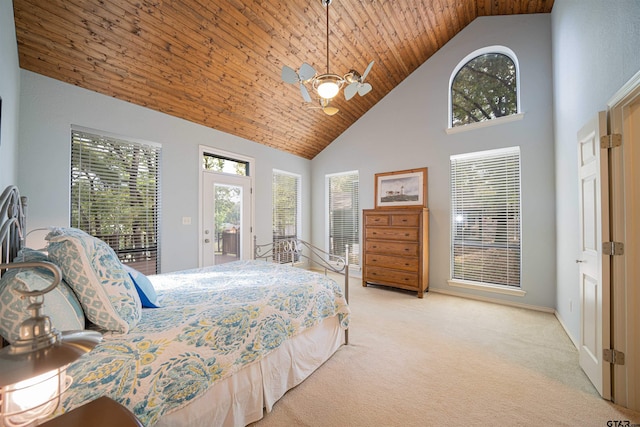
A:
202;172;251;266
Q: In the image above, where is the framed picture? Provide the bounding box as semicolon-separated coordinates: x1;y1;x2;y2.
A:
375;167;428;209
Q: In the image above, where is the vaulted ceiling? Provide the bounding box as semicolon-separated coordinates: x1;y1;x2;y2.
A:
13;0;554;159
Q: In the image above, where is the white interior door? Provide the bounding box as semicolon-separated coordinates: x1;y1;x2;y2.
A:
202;172;252;266
577;111;611;399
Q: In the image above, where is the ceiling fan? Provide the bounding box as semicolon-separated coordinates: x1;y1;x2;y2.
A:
281;0;374;115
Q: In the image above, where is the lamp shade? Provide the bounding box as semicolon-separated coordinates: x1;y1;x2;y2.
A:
313;73;343;99
317;81;339;99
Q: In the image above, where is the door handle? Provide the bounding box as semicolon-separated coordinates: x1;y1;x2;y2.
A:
576;259;585;263
204;239;211;243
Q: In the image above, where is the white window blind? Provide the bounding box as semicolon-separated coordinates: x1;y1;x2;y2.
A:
450;147;521;287
272;170;301;240
71;129;161;275
328;172;359;267
272;170;301;263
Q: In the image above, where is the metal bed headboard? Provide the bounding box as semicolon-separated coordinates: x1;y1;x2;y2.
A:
0;186;27;266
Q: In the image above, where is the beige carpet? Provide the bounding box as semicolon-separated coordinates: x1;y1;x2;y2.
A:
252;278;640;427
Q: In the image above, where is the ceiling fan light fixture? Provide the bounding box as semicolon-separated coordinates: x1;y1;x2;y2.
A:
281;0;373;112
314;74;343;99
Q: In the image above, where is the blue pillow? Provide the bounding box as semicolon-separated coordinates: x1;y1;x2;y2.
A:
122;265;160;308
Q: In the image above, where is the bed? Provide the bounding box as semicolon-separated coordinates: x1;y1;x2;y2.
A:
0;185;350;426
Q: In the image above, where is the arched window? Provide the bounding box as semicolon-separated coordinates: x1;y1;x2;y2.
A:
449;46;520;128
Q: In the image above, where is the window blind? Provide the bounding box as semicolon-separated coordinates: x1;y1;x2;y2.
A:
328;172;359;267
71;130;161;275
272;170;301;263
272;170;300;239
450;147;521;286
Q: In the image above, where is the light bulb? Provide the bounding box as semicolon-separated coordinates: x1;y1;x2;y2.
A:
317;81;340;99
4;368;65;425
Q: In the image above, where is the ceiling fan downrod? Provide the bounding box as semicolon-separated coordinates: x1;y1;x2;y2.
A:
322;0;332;74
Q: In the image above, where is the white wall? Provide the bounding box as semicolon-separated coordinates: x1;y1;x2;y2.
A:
551;0;640;343
312;14;556;310
17;71;311;273
0;0;20;189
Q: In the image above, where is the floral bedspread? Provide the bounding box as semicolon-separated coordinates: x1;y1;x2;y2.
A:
60;260;350;426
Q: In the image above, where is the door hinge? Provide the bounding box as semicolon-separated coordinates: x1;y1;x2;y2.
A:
602;241;624;256
604;348;625;365
600;134;622;149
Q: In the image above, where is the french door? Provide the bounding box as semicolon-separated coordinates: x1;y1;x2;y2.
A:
202;171;252;266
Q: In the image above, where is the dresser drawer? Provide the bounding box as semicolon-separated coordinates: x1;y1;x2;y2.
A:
365;267;419;289
391;214;420;227
365;240;419;256
365;253;419;272
365;214;390;226
365;227;418;241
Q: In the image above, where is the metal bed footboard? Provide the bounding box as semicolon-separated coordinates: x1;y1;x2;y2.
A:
253;237;349;344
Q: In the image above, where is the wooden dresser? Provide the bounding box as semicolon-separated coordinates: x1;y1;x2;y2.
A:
362;208;429;298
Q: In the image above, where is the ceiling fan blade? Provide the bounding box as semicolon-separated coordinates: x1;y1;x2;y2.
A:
300;84;312;103
282;65;299;84
344;82;358;101
358;83;372;96
298;63;316;81
323;106;339;116
361;61;374;80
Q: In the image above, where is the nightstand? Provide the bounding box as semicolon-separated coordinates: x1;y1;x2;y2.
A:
39;397;143;427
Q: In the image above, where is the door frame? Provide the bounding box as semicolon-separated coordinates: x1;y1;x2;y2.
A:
198;146;255;267
607;70;640;409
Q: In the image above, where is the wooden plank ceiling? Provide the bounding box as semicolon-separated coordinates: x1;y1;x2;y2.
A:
13;0;554;159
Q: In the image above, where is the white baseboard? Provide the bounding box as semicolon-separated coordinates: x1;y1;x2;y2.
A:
429;287;555;313
430;287;580;350
553;310;580;350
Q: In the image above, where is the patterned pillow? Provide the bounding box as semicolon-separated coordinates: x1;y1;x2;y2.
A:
46;227;141;333
0;248;85;344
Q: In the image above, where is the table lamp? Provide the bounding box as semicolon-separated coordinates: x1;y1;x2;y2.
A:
0;261;102;427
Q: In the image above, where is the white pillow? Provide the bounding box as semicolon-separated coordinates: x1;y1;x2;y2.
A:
46;227;141;333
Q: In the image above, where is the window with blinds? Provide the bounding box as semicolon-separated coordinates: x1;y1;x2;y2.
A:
272;170;301;263
272;170;300;239
328;171;359;267
71;129;161;275
450;147;521;287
